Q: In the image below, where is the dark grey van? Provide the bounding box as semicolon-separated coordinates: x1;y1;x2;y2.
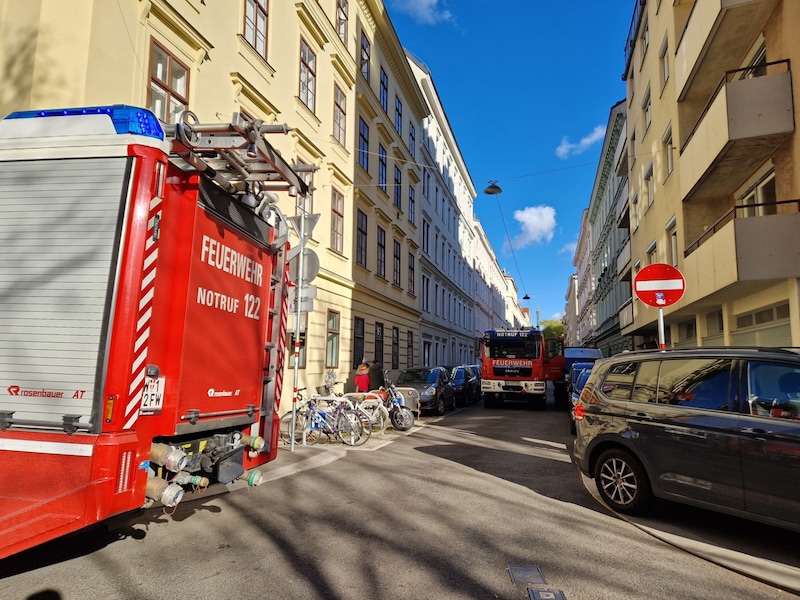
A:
572;347;800;532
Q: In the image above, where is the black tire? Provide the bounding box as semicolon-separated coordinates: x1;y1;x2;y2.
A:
436;395;445;415
390;407;414;431
593;448;653;514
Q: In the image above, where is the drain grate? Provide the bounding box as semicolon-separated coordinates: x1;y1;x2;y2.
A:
528;590;566;600
508;564;547;585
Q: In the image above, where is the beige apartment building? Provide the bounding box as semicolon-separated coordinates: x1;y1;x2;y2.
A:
619;0;800;348
0;0;431;404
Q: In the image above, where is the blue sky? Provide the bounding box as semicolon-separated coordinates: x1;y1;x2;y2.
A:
387;0;632;322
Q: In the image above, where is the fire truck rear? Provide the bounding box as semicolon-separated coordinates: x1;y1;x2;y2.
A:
0;105;304;560
479;328;553;409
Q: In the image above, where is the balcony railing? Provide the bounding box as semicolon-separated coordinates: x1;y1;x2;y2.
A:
684;198;800;257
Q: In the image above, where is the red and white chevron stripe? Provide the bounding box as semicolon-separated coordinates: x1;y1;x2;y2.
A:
124;196;162;430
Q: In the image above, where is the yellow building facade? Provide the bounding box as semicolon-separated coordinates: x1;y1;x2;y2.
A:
620;0;800;348
0;0;429;405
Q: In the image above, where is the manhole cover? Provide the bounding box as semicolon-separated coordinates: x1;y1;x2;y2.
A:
508;564;546;585
528;590;566;600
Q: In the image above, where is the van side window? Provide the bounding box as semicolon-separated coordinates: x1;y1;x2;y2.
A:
601;361;637;400
747;361;800;419
659;358;733;410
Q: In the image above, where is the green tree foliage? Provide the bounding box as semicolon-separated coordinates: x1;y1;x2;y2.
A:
541;319;564;339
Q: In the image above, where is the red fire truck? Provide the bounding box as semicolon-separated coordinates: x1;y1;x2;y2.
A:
0;105;305;560
479;328;564;409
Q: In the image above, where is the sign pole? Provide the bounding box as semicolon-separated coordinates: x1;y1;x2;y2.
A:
658;308;666;349
290;210;306;452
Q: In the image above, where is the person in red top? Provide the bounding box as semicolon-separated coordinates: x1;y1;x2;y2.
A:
354;361;370;392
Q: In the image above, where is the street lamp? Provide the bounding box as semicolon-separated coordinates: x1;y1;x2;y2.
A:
484;180;502;195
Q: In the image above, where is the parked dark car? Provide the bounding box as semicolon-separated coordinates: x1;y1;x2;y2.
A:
572;347;800;532
396;366;456;415
449;365;480;407
568;366;593;434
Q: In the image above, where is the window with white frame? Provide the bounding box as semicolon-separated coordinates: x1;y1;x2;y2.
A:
737;166;776;217
336;0;348;43
377;226;386;278
658;34;669;91
378;145;387;192
244;0;268;60
333;83;346;145
299;39;316;112
326;310;340;368
393;239;401;286
358;118;369;171
662;124;674;181
331;188;344;253
408;253;415;295
379;68;388;113
646;240;657;264
666;215;678;266
642;85;652;131
360;32;371;81
645;162;654;206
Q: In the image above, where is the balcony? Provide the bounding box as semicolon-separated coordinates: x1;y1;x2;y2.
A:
682;203;800;306
619;298;634;330
680;61;793;205
675;0;778;104
616;237;631;278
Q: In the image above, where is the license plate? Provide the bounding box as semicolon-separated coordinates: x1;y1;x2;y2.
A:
140;375;166;414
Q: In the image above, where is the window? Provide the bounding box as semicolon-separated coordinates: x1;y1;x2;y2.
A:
645;162;654;205
360;32;371;81
394;96;403;134
377;226;386;278
639;17;649;63
737;168;777;217
747;361;800;418
407;331;413;368
336;0;348;43
642;86;652;131
678;319;697;342
391;327;399;369
358;118;369;171
295;160;312;215
331;188;344;253
600;361;637;400
662;125;673;180
353;316;365;369
299;39;316;112
379;68;388;113
149;40;188;124
707;310;724;335
244;0;268;60
422;219;429;254
378;145;387;192
333;83;346;145
356;209;367;267
658;34;669;91
740;39;767;80
422;275;430;311
325;310;340;368
661;359;733;410
646;240;657;264
667;217;678;266
409;123;415;158
393;239;401;286
408;185;415;224
394;166;402;209
374;322;383;364
408;252;415;295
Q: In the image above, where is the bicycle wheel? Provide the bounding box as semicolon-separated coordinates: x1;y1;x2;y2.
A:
280;410;320;445
336;410;371;446
359;401;388;433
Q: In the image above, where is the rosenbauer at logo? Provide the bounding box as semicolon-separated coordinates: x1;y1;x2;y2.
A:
207;388;240;398
6;385;87;399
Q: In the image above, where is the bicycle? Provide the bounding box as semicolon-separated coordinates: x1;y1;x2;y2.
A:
282;392;371;447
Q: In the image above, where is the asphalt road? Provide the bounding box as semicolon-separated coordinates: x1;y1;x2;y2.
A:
1;398;798;599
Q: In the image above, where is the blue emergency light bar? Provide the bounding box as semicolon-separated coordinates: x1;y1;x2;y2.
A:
4;105;164;140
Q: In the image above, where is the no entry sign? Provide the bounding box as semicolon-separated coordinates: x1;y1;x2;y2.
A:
634;263;685;308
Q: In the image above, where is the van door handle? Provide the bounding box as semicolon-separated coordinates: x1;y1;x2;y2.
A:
632;413;653;421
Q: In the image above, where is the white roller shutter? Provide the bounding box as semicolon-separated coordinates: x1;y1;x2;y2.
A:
0;157;129;425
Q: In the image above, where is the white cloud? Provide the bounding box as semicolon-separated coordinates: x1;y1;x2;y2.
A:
560;241;577;256
555;125;606;160
505;205;556;250
388;0;453;25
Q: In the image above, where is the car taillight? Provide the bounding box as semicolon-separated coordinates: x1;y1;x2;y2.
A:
574;404;586;421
